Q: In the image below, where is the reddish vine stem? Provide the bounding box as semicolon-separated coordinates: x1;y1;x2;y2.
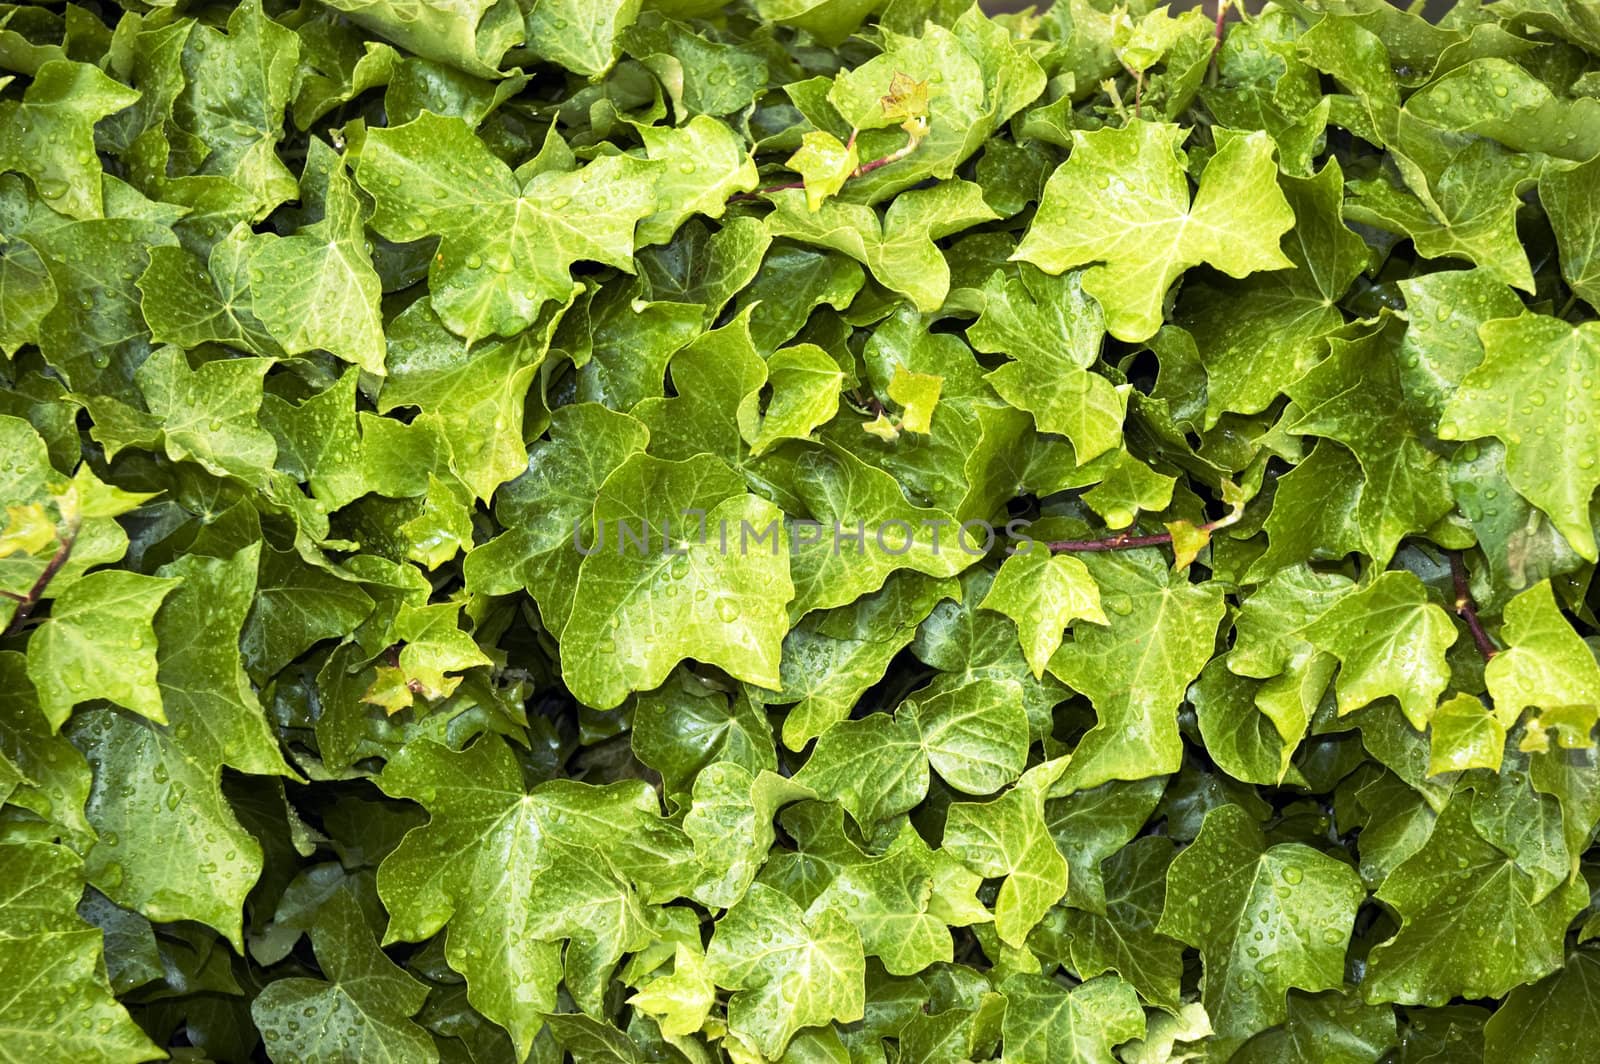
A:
1046;530;1177;553
2;524;79;639
1044;504;1243;555
1206;0;1229;85
1448;550;1498;662
731;122;926;201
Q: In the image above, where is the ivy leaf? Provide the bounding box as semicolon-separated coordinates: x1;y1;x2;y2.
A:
1060;836;1185;1010
807;821;991;976
0;60;139;220
376;736;691;1059
251;889;436;1064
1428;693;1507;775
793;677;1029;829
1485;579;1600;740
1048;547;1225;791
821;8;1044;198
1013;121;1295;342
705;882;866;1058
781;441;971;619
999;972;1145;1064
1156;804;1365;1050
628;942;716;1038
787;130;859;211
1286;325;1454;566
1232;991;1399;1064
0;841;162;1063
633;115;759;246
1482;947;1600;1062
68;546;291;950
134;345;278;485
1180;159;1368;425
967;267;1127;463
944;758;1070;947
137;226;281;356
740;343;843;458
1300;570;1456;729
358;110;660;340
683;763;809;908
1541;156;1600;311
765;181;998;312
771;571;954;749
561;452;794;709
523;0;642;77
462;403;649;631
980;547;1107;679
1438;314;1600;561
887;367;942;435
25;570;179;730
1364;792;1589;1004
171;0;302;213
0;231;55;355
245;141;386;376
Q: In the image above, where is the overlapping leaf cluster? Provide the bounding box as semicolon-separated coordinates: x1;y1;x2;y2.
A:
3;0;1600;1060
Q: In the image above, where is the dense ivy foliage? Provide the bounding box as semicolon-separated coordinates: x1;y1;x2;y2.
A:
3;0;1600;1060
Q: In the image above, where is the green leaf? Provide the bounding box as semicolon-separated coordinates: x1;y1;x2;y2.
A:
252;889;437;1064
1364;792;1589;1004
134;345;278;485
358;110;660;340
246;142;386;375
968;266;1127;463
1013;121;1295;342
705;882;865;1058
1482;948;1600;1063
1438;314;1600;561
980;546;1107;679
463;402;648;629
25;570;179;729
787;131;859;211
741;343;843;458
561;452;793;708
1232;991;1398;1064
1485;579;1600;741
1180;159;1368;425
0;60;138;220
807;821;990;976
1300;570;1456;729
0;841;163;1063
765;181;998;313
1542;156;1600;311
316;0;520;78
998;972;1145;1064
136;227;281;356
821;7;1044;198
1156;804;1365;1050
1059;837;1186;1009
1286;325;1454;566
770;571;953;749
944;758;1070;947
633;115;759;246
628;942;716;1038
0;232;56;356
1428;693;1507;776
68;545;290;949
1048;547;1225;791
0;651;93;841
524;0;642;77
376;736;690;1058
170;0;302;214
